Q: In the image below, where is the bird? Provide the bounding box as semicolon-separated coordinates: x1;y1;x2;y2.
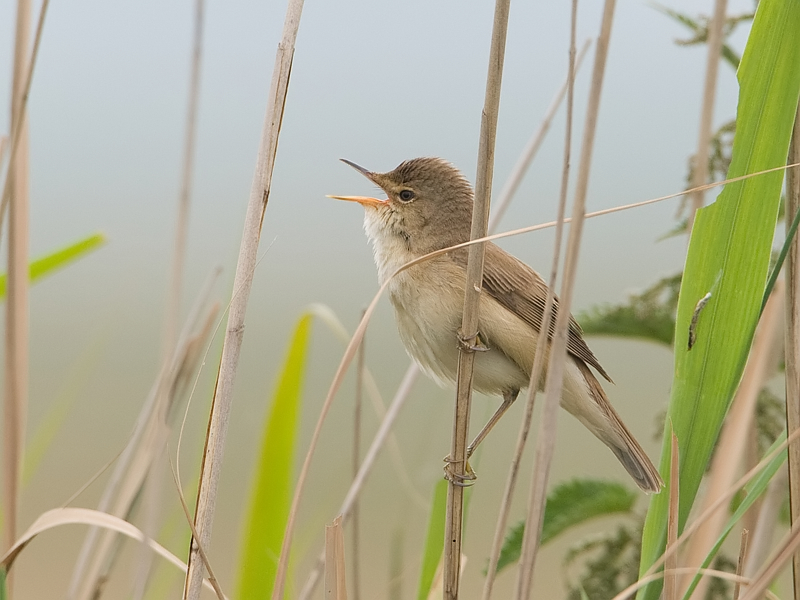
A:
329;156;663;493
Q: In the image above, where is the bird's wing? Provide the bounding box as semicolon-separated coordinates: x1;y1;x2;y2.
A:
449;243;612;382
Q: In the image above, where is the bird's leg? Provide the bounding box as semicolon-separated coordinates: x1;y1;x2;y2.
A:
466;389;520;459
457;329;490;353
442;331;495;485
442;455;477;487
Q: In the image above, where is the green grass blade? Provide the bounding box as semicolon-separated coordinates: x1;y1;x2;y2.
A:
638;2;800;598
237;313;313;600
762;202;800;313
496;479;637;573
416;479;447;600
680;432;787;600
0;233;105;298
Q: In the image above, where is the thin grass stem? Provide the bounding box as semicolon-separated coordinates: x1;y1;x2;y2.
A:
515;1;617;597
184;1;305;597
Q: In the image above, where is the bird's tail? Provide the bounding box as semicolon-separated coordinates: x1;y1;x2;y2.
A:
573;360;664;494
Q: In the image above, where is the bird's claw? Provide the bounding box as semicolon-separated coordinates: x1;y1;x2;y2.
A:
457;330;489;353
443;454;477;487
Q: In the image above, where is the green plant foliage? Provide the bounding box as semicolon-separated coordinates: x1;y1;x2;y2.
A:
650;3;752;69
237;313;312;599
578;274;681;346
416;479;447;600
565;524;640;600
638;2;800;598
495;479;637;573
0;232;105;299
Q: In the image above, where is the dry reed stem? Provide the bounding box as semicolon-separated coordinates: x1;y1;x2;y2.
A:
163;0;205;359
168;456;225;600
743;467;787;579
185;0;305;597
444;0;510;597
487;37;591;232
0;0;49;237
482;6;579;599
686;0;727;231
68;274;219;600
0;507;225;597
739;519;800;600
785;104;800;600
665;430;680;600
4;0;31;560
290;164;797;600
733;529;749;600
351;313;365;600
325;516;348;600
297;364;420;600
612;567;778;600
682;281;784;599
515;2;616;597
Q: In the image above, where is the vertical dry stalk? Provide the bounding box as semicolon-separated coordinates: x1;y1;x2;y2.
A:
351;317;365;600
786;105;800;600
325;516;348;600
67;278;219;600
297;364;420;600
0;0;49;234
4;0;31;557
444;0;511;597
686;0;728;231
487;38;591;232
682;282;784;599
163;0;205;358
739;520;800;600
515;2;617;598
665;430;680;600
733;528;749;600
743;467;787;579
482;5;579;599
183;2;305;597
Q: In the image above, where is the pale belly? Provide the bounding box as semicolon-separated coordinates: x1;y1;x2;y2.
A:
387;266;531;396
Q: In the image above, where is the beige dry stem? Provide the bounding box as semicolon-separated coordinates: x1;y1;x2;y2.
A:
184;0;305;598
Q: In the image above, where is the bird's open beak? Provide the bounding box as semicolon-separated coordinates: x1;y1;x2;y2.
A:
329;158;387;207
327;194;387;207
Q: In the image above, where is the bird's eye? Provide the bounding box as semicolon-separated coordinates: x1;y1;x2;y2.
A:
398;189;415;203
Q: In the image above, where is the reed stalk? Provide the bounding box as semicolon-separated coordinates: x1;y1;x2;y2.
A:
515;1;616;597
444;0;510;596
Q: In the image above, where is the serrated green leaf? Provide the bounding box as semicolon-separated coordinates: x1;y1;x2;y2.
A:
496;479;637;573
638;2;800;598
578;274;681;346
237;313;312;599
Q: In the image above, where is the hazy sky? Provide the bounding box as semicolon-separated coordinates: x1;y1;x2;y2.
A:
0;0;757;596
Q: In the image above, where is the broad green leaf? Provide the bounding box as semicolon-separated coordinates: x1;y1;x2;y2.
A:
416;479;447;600
237;314;312;599
0;233;105;299
638;2;800;598
496;479;637;573
681;433;787;599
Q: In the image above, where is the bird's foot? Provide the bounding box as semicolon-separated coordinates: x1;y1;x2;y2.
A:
443;454;477;487
457;330;489;353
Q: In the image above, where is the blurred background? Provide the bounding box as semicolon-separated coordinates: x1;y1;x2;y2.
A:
0;0;753;597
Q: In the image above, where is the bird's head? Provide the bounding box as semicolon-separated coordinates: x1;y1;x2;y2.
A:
330;157;474;254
